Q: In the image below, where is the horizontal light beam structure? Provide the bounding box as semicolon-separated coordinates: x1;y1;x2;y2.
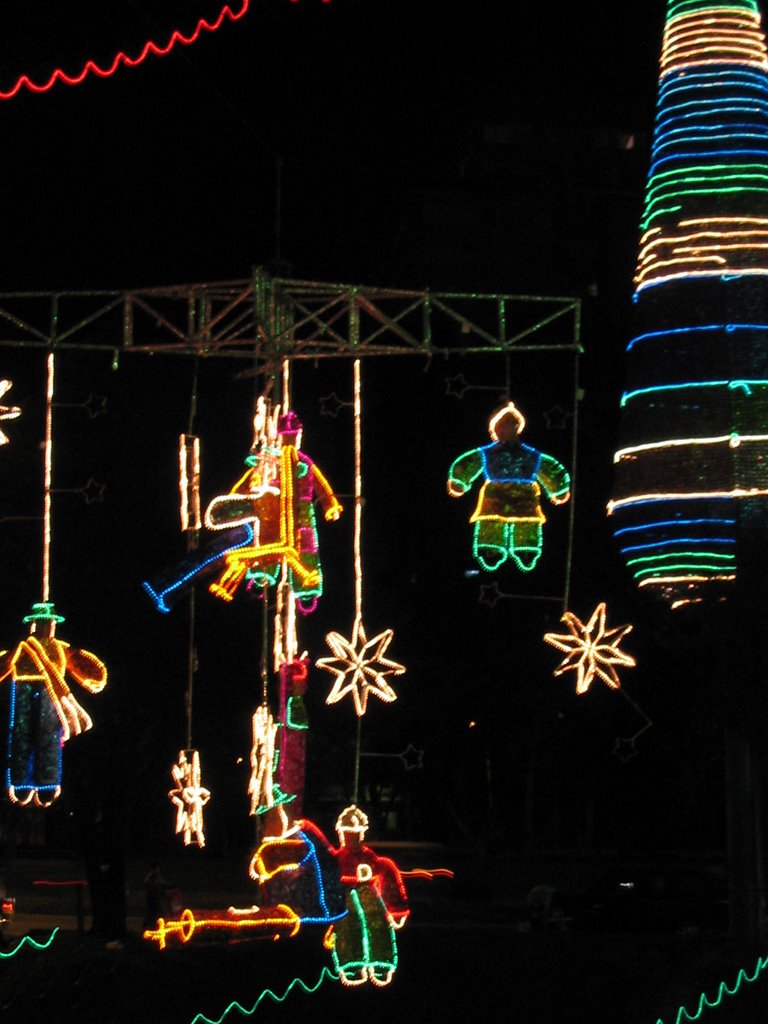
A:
0;269;581;365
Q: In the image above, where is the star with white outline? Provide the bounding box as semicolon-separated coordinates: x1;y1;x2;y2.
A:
543;602;636;695
318;616;405;716
0;379;21;446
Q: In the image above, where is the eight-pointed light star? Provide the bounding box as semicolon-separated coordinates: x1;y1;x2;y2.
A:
543;601;636;695
318;616;405;717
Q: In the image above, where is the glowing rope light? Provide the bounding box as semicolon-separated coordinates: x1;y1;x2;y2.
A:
0;0;251;100
144;903;302;950
614;433;768;460
628;319;768;351
653;950;768;1024
188;966;338;1024
169;749;211;847
543;603;637;695
179;434;201;532
609;487;768;513
614;518;736;535
249;704;293;815
318;360;405;717
620;538;736;554
0;928;58;958
620;378;768;406
0;379;21;445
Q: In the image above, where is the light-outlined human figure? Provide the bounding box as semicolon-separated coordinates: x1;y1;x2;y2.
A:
0;602;107;806
326;804;409;987
143;408;341;613
448;402;570;572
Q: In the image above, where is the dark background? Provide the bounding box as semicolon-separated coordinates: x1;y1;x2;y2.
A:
0;0;725;870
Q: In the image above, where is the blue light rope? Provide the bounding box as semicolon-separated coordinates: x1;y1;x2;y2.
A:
619;537;737;554
627;324;768;353
613;518;736;536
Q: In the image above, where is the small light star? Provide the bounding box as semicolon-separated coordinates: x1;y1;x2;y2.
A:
543;404;571;430
318;616;405;716
479;582;505;608
612;737;639;764
543;602;636;695
399;743;424;771
80;478;106;504
0;379;21;446
445;374;470;399
319;392;352;418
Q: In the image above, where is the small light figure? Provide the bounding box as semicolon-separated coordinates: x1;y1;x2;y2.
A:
169;749;211;847
543;602;636;695
448;402;570;572
328;804;409;987
249;704;294;816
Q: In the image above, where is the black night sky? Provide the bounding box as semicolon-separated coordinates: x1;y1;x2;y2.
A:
0;0;727;871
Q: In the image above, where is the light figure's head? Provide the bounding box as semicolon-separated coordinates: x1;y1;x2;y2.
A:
489;402;525;442
277;410;303;448
335;804;369;846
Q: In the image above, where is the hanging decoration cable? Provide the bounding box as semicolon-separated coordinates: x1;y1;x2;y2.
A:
0;352;107;807
316;360;406;800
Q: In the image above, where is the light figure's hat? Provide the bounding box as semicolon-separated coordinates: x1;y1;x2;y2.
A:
335;804;369;838
23;601;65;625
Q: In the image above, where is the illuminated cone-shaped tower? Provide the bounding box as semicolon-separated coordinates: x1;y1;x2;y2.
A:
609;0;768;607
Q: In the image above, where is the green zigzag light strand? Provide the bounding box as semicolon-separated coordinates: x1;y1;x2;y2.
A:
189;966;339;1024
655;951;768;1023
0;928;58;959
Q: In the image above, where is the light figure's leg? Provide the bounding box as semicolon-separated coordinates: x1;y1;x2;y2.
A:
7;683;62;805
473;520;507;571
508;522;543;572
143;525;253;612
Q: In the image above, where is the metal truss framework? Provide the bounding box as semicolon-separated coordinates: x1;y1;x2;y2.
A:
0;268;582;364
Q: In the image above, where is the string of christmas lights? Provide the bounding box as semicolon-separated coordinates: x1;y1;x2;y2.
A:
0;1;251;100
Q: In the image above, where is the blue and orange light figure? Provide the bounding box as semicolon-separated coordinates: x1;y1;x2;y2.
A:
609;0;768;606
0;603;107;807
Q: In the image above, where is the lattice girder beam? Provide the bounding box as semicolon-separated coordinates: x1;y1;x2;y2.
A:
0;269;581;362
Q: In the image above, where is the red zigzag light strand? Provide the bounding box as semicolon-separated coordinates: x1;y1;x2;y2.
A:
0;0;251;100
